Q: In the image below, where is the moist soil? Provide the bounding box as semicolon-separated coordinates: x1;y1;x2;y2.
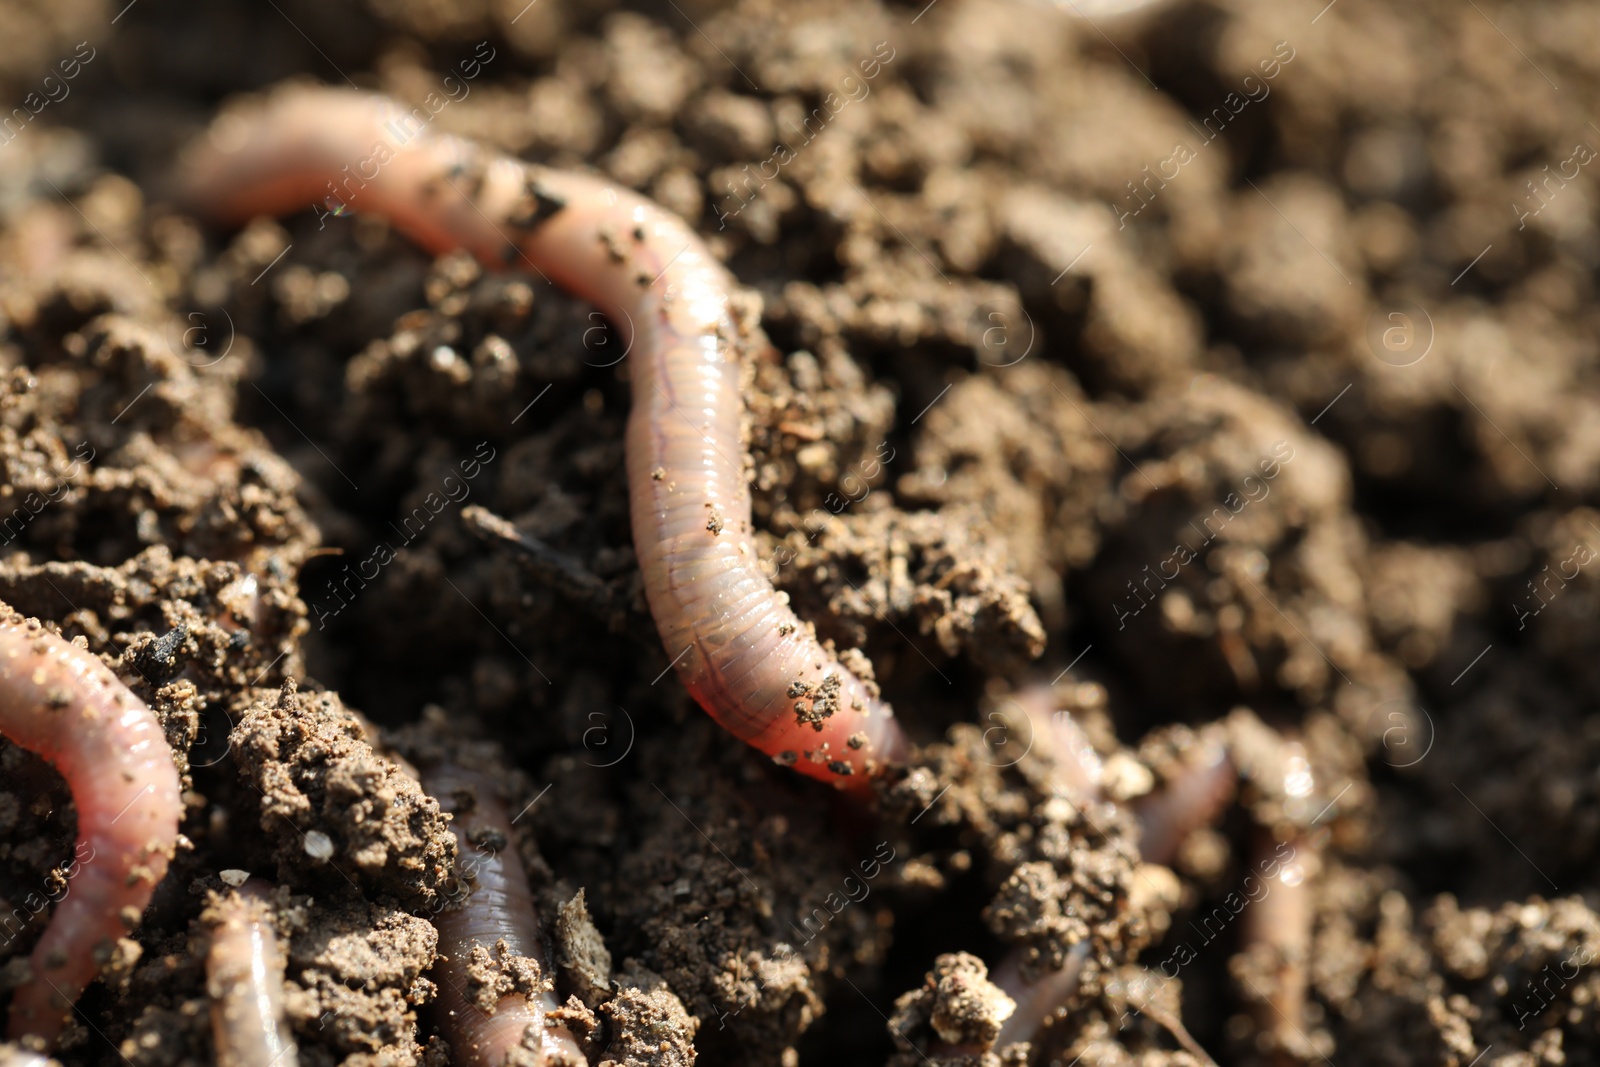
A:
0;0;1594;1064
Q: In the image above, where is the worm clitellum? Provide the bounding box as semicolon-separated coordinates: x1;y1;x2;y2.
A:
203;879;299;1067
421;761;586;1067
179;86;909;791
0;612;183;1043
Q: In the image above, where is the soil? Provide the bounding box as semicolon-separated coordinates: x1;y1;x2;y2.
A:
0;0;1594;1064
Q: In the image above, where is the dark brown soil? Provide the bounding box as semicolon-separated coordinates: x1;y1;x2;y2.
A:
0;0;1595;1064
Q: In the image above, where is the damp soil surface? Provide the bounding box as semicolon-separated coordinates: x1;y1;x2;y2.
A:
0;0;1597;1064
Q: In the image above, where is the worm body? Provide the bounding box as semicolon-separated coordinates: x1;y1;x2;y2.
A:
1134;740;1235;867
1240;832;1313;1061
204;880;298;1067
179;86;908;788
1005;684;1103;800
991;941;1088;1051
422;762;586;1066
1236;737;1319;1060
983;687;1104;1050
987;687;1239;1060
0;614;182;1042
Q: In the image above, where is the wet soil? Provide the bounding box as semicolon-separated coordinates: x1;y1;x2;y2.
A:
0;0;1596;1064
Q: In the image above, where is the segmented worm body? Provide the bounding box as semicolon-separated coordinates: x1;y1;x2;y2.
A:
1237;738;1318;1061
204;879;298;1067
1012;684;1234;866
0;613;182;1042
998;697;1321;1065
421;762;586;1066
180;86;908;789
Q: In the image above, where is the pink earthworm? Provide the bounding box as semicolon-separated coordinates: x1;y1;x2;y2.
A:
986;686;1239;1058
178;85;908;791
1134;738;1236;868
1004;684;1103;801
1241;831;1313;1061
982;687;1104;1051
1237;738;1318;1059
203;879;298;1067
1005;683;1235;862
421;761;586;1066
989;941;1089;1052
0;613;183;1043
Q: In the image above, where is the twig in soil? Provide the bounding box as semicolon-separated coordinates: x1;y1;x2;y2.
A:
461;505;646;642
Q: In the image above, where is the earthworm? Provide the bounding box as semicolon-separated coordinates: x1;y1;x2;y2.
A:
990;941;1089;1051
1134;737;1235;867
178;85;908;790
203;879;298;1067
0;613;183;1043
985;686;1239;1060
1236;738;1318;1060
979;686;1104;1052
1004;684;1102;801
1004;682;1235;862
421;761;586;1066
1240;832;1313;1061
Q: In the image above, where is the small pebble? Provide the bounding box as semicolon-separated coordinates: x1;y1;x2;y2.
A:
1101;752;1155;802
304;830;334;860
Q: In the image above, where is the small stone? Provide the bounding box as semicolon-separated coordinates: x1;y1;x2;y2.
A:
304;830;335;861
1128;863;1182;936
1101;752;1155;802
219;869;250;888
